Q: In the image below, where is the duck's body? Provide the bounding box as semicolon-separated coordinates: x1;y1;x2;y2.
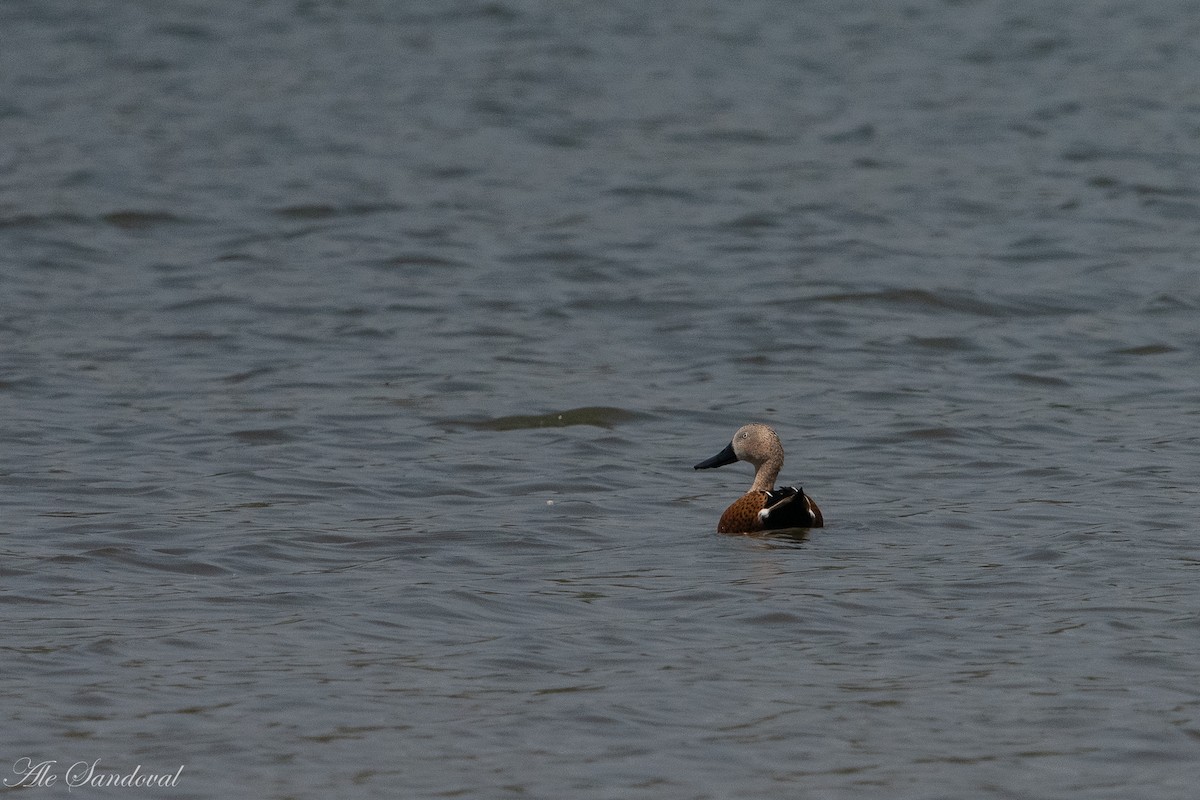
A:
694;424;823;534
712;486;823;534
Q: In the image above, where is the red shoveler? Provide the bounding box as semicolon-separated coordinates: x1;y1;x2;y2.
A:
694;423;824;534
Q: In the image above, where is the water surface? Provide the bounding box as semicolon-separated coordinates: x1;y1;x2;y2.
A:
3;1;1200;797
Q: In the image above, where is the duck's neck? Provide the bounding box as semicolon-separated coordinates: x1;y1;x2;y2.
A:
749;456;782;493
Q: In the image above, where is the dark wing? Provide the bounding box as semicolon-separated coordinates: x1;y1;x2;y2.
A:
761;486;823;529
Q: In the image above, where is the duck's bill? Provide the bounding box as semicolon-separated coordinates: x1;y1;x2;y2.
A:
694;441;738;470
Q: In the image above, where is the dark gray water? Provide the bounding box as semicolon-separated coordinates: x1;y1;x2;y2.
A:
4;1;1200;797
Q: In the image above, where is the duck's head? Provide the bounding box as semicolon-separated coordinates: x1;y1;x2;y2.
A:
694;423;783;471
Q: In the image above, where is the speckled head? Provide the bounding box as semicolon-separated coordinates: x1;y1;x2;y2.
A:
694;423;785;492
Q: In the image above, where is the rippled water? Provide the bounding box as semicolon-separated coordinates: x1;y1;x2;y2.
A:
4;1;1200;797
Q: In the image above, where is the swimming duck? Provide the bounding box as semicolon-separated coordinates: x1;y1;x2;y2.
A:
694;424;823;534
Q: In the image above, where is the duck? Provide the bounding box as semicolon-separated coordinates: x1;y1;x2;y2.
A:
694;423;823;534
